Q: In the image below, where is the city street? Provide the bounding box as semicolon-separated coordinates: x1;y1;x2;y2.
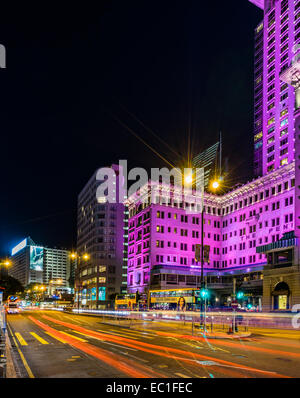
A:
6;310;300;378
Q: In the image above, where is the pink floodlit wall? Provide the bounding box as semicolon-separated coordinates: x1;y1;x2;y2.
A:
127;164;295;293
295;114;300;240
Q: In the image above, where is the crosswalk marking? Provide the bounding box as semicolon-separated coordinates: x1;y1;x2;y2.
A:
30;332;49;345
97;329;139;340
45;332;67;344
15;332;28;346
59;331;88;343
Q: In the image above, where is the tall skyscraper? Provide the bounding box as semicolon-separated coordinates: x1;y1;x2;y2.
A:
76;164;127;309
192;141;220;189
250;0;299;176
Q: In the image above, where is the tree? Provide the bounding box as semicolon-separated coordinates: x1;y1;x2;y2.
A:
0;275;24;300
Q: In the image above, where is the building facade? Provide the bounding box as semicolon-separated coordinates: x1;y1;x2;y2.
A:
126;161;297;310
76;164;127;309
9;237;71;292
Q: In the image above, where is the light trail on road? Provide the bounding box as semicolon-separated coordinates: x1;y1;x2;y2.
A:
38;314;290;378
28;315;165;378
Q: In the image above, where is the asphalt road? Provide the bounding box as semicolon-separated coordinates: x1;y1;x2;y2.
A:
6;309;300;378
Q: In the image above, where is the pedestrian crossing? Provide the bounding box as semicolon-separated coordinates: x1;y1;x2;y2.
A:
9;329;154;347
9;327;155;347
30;332;49;345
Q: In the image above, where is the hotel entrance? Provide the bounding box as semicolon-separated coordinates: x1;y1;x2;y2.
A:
272;282;290;310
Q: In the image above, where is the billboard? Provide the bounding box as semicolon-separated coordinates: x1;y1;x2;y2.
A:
81;288;87;305
11;238;27;256
30;246;44;271
91;287;97;301
98;287;106;301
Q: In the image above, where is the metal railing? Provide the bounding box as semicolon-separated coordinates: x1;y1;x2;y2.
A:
69;308;298;332
0;306;7;378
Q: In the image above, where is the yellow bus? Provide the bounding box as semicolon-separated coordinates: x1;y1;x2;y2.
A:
115;294;136;310
149;288;200;310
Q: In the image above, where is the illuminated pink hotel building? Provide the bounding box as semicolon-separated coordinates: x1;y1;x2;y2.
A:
125;0;300;311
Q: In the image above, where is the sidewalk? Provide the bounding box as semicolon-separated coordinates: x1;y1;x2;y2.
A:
5;333;17;378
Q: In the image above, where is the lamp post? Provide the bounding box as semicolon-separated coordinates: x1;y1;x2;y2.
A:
199;179;221;330
185;172;221;330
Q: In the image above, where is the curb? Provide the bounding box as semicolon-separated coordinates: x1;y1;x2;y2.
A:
5;333;17;378
198;332;252;340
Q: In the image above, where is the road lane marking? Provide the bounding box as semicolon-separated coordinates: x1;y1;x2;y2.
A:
64;315;85;325
112;329;154;339
175;373;190;378
97;329;139;340
71;330;138;351
15;332;28;346
101;341;138;351
30;332;49;345
45;332;67;344
59;331;88;343
121;352;149;363
7;324;34;378
72;330;102;339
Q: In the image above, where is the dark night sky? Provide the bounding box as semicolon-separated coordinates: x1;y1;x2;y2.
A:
0;1;262;256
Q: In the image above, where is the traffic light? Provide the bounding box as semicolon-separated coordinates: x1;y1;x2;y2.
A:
200;289;209;299
237;291;244;300
247;303;253;309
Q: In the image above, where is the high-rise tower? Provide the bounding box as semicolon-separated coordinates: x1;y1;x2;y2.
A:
250;0;299;175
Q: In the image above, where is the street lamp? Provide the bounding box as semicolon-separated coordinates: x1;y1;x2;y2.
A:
199;179;221;329
212;180;220;190
0;259;11;267
184;174;193;185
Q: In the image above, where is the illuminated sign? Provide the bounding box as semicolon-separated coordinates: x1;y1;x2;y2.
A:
81;288;87;305
30;246;44;271
11;238;27;256
98;287;106;301
91;287;96;301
